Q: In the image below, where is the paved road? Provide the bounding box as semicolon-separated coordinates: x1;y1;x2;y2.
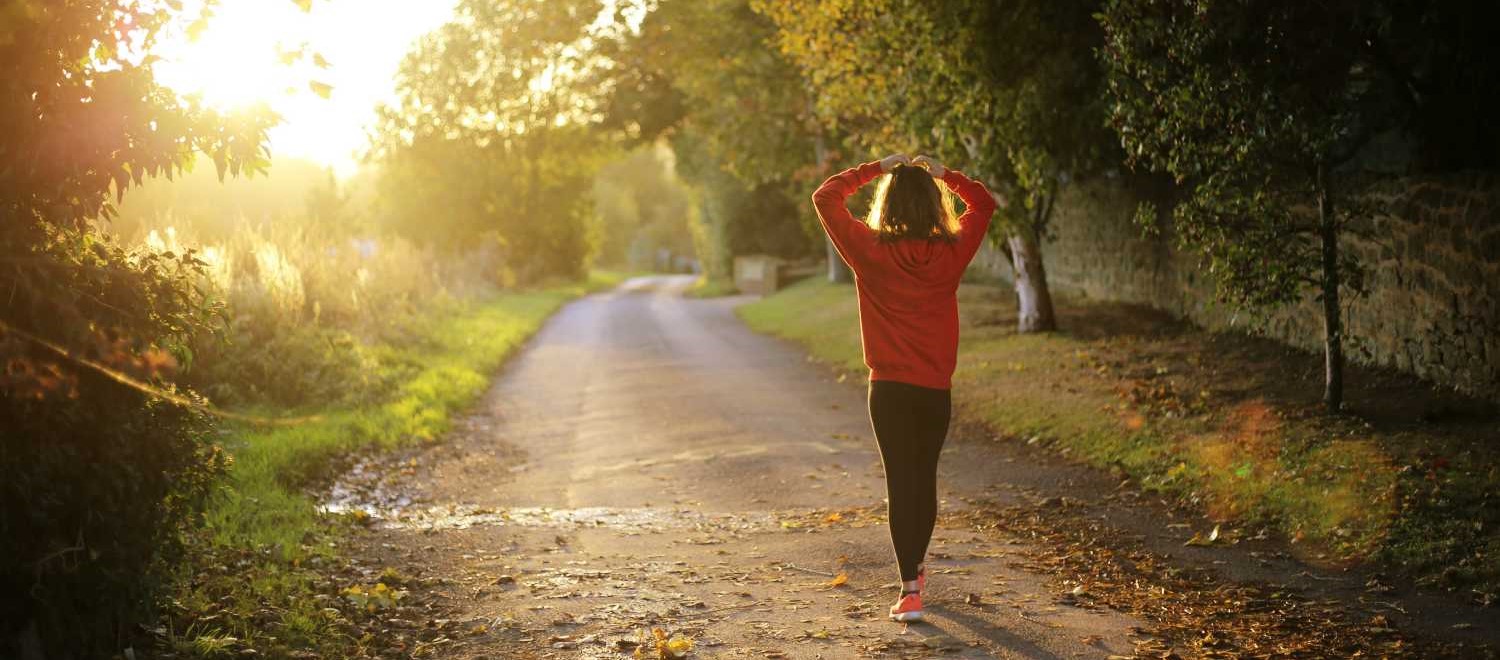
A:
342;275;1496;659
354;275;1143;658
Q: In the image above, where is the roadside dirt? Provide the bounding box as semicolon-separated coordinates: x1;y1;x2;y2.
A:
326;276;1498;659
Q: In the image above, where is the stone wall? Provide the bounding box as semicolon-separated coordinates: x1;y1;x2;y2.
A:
976;173;1500;399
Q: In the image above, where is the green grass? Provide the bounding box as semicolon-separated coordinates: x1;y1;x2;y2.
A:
208;272;622;553
740;277;1499;597
159;273;622;657
685;275;738;298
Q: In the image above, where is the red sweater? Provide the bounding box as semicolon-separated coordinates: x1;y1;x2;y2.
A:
812;161;996;390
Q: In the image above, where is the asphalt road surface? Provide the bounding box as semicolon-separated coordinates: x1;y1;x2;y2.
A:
339;275;1497;659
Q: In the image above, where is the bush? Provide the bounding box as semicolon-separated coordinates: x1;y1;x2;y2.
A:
0;379;227;657
0;211;237;656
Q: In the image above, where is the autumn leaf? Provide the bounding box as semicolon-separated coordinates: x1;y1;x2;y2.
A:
342;582;405;611
309;81;334;99
640;628;693;659
1184;524;1221;547
664;634;694;658
826;571;848;587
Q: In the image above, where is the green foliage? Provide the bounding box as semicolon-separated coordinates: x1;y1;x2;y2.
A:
204;288;580;554
608;0;826;271
1097;0;1406;406
0;2;290;655
685;276;738;299
753;0;1117;234
0;386;228;657
751;0;1109;329
667;132;818;280
115;200;479;410
370;0;613;282
1096;0;1408;308
626;0;819;185
592;145;696;270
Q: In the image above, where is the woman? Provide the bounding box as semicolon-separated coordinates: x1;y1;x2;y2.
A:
811;153;996;622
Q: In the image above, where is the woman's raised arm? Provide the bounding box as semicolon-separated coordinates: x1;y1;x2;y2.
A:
914;155;996;263
812;154;908;272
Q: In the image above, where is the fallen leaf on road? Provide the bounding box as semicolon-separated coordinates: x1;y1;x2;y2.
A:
634;628;694;659
826;572;849;588
342;582;405;611
1184;524;1221;547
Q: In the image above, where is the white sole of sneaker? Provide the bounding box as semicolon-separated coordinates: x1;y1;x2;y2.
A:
890;610;924;623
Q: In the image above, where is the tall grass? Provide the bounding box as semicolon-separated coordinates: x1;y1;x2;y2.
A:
128;214;503;408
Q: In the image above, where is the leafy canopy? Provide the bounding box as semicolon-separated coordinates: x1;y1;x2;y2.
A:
754;0;1116;230
370;0;614;280
1098;0;1382;308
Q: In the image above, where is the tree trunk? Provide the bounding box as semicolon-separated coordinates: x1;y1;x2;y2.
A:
826;238;853;283
809;115;851;284
962;129;1059;333
1006;229;1057;333
1317;163;1344;412
991;187;1058;333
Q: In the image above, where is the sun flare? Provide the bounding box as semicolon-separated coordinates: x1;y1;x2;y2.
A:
152;1;299;110
151;0;458;176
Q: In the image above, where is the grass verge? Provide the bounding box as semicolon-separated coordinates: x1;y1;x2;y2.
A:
739;277;1500;602
153;272;625;658
684;275;738;298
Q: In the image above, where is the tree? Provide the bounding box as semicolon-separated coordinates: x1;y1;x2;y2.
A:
592;144;695;270
1098;0;1411;410
754;0;1118;332
0;1;287;654
370;0;612;281
603;0;828;281
1;0;275;374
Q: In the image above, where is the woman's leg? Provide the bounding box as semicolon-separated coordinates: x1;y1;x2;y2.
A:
906;386;951;572
869;381;952;583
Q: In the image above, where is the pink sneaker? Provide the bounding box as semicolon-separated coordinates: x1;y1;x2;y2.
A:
889;592;923;622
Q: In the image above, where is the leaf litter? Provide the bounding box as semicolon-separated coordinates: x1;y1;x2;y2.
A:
948;499;1494;658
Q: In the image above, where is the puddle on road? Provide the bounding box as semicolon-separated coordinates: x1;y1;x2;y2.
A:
321;464;777;533
321;446;811;535
321;454;418;519
361;503;777;533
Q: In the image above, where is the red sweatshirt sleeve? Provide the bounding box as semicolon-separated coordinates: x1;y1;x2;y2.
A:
812;160;884;273
941;168;997;264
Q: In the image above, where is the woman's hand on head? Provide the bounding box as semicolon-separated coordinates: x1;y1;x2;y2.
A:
913;155;946;178
879;154;911;172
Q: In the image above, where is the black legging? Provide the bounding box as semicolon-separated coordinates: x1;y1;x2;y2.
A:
868;380;952;582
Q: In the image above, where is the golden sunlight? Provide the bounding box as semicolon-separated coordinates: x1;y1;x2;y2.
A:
152;0;458;176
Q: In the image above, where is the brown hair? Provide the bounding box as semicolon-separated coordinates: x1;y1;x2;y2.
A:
865;164;959;242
